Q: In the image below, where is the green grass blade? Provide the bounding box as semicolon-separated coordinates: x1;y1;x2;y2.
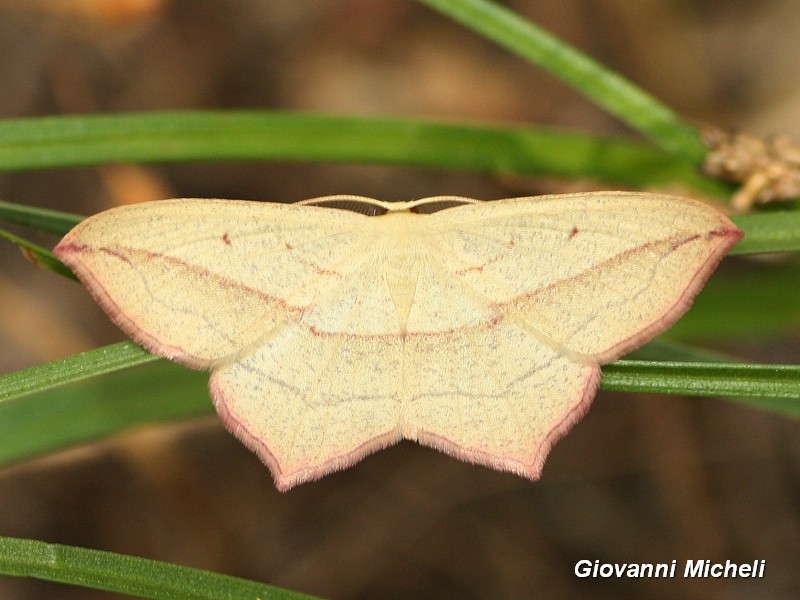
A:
625;343;800;416
604;361;800;398
0;359;209;467
0;536;323;600
0;341;156;402
417;0;704;161
1;338;797;471
730;211;800;254
10;341;791;408
0;227;76;279
0;112;722;193
603;360;800;417
0;199;82;235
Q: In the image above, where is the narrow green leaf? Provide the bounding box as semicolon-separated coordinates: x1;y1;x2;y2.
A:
730;211;800;254
0;227;76;280
2;338;797;471
624;343;800;416
603;360;800;416
0;199;82;235
0;535;324;600
10;341;789;409
0;359;209;467
417;0;705;161
0;112;723;193
604;362;791;398
0;341;156;402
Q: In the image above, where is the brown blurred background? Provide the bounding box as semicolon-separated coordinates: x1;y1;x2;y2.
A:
1;1;799;598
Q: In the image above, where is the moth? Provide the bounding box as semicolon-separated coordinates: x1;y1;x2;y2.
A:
55;192;742;490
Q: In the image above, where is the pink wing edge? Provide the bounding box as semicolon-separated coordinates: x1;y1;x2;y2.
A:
209;377;404;492
416;366;602;481
592;223;743;364
54;241;211;369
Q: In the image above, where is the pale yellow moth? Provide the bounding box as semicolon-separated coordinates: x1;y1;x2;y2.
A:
54;192;742;491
